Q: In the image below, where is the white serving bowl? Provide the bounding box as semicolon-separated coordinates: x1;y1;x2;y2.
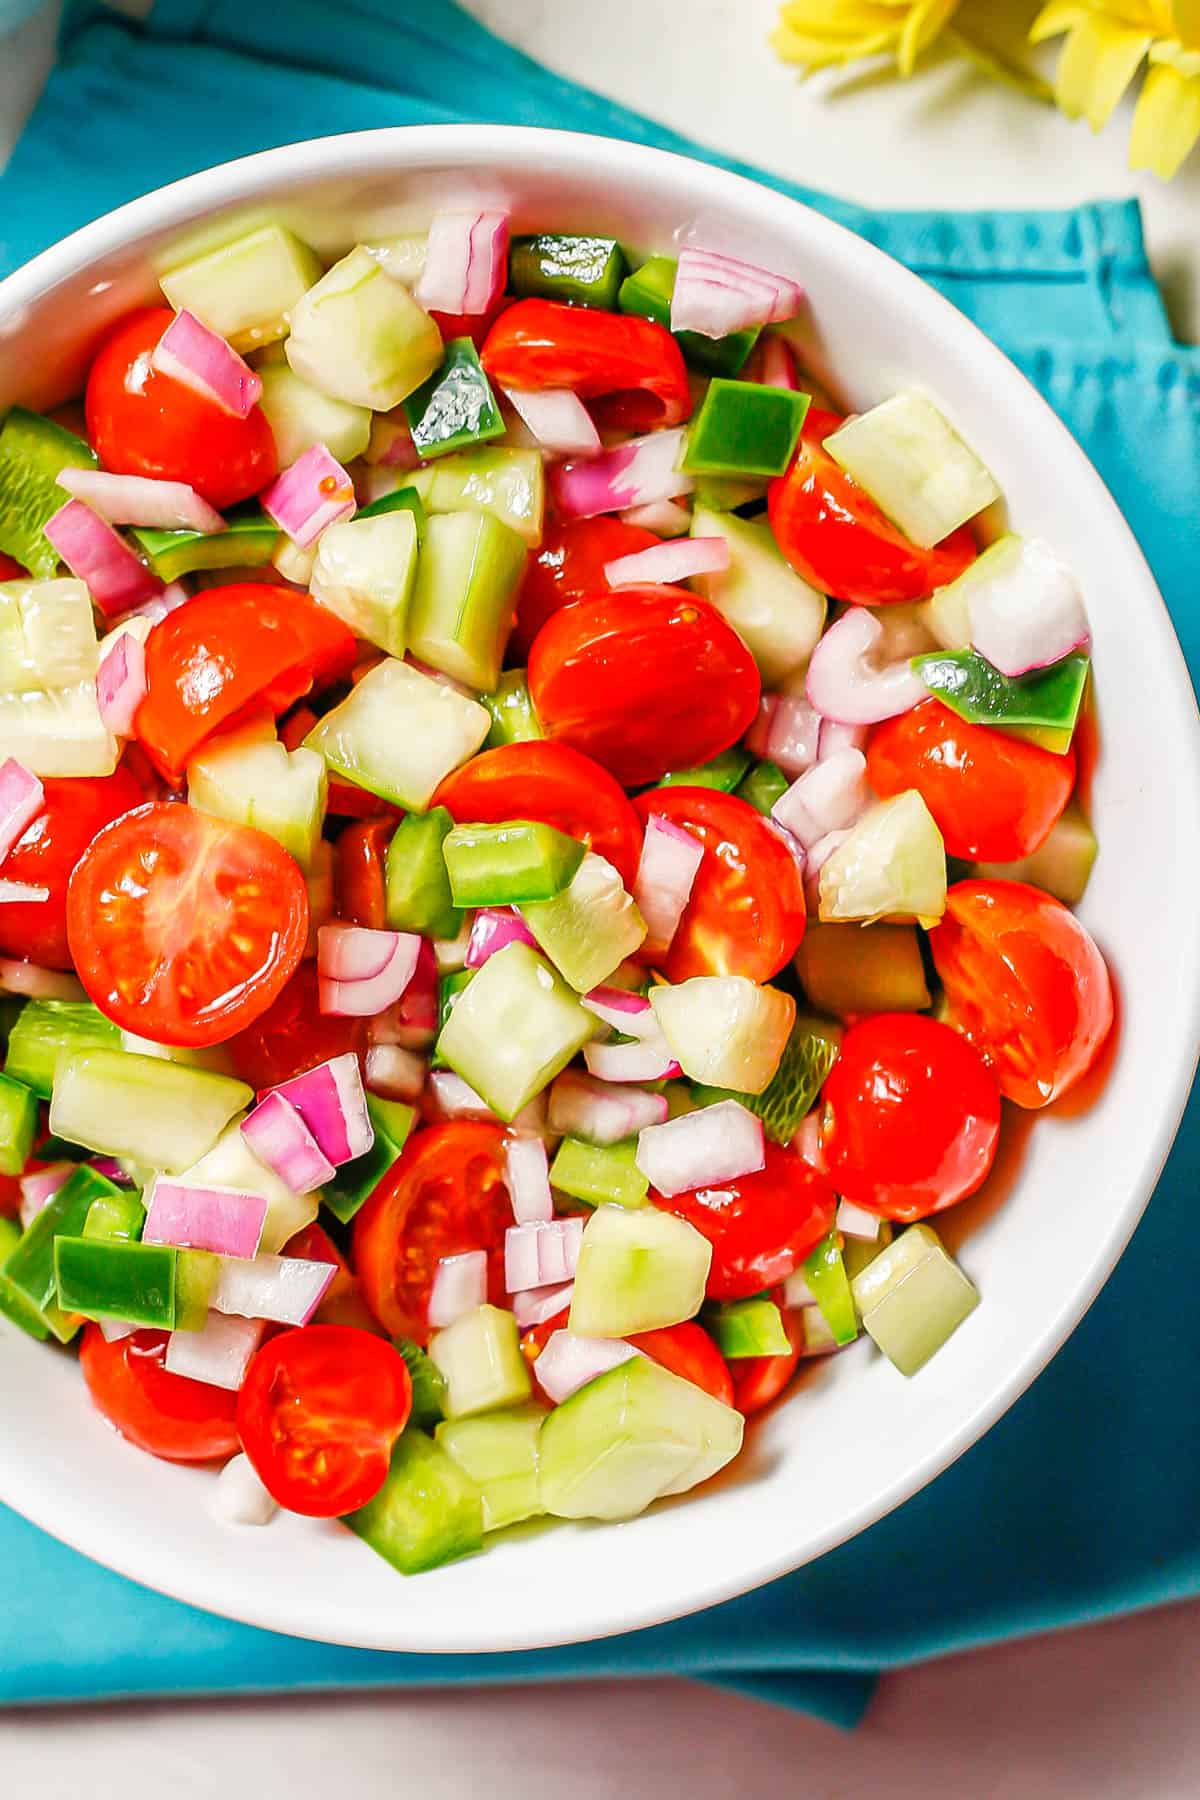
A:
2;126;1198;1655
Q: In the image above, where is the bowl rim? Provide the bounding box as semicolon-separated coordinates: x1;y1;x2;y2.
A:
2;122;1199;1654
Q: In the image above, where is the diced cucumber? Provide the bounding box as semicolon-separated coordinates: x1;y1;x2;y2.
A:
362;234;427;285
257;364;371;468
181;1121;319;1253
272;534;315;585
649;977;795;1095
794;922;930;1018
54;1237;179;1329
520;853;647;994
842;1220;893;1285
119;1031;235;1077
395;1336;448;1428
5;999;121;1100
304;658;489;811
801;1232;858;1345
435;942;593;1122
131;509;279;584
160;224;324;352
430;1303;533;1417
0;1072;36;1175
657;747;751;793
850;1223;978;1375
690;505;826;685
404;338;505;461
920;570;971;651
0;409;98;578
0;576;98;694
973;800;1098;904
430;966;474;1070
286;246;443;411
407;510;526;692
0;681;117;778
83;1188;146;1242
690;1011;840;1144
511;234;626;309
538;1354;743;1521
709;1295;790;1358
393;447;545;546
346;1428;484;1574
550;1136;648;1209
824;393;999;549
0;1214;52;1340
618;255;759;377
436;1404;545;1533
444;820;584;908
1;1165;120;1342
384;807;461;940
323;1095;415;1225
482;669;543;748
818;792;947;927
187;725;326;870
49;1051;252;1176
357;484;428;538
569;1204;711;1337
735;758;790;817
310;511;419;658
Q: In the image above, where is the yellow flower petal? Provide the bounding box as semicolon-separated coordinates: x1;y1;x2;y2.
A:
897;0;962;74
948;25;1055;98
1150;36;1200;73
1029;3;1091;47
779;0;907;30
1054;16;1153;125
1129;57;1200;171
1167;0;1200;44
771;22;900;67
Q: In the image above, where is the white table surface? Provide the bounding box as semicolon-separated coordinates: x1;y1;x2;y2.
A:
3;2;1199;1794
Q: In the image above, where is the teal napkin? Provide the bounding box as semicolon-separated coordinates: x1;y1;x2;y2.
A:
2;0;1199;1729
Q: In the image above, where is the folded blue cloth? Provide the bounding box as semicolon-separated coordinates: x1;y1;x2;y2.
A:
1;0;1198;1730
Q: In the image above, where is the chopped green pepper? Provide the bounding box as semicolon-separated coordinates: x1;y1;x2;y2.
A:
735;758;790;816
324;1095;416;1225
911;648;1089;754
403;338;505;460
131;507;277;583
550;1136;648;1209
2;1166;122;1342
619;256;759;376
0;1071;36;1176
801;1231;858;1345
509;234;627;309
385;806;461;941
482;669;543;748
355;483;428;541
54;1236;178;1329
657;747;751;793
682;379;810;479
83;1189;146;1242
443;819;585;908
709;1295;790;1358
0;1214;51;1341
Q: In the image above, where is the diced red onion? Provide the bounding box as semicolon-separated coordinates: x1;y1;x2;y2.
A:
164;1313;266;1391
465;908;538;971
552;427;692;520
317;925;421;1017
806;607;927;725
605;536;730;589
211;1451;279;1525
782;1268;817;1307
757;693;823;776
99;1318;139;1343
836;1197;881;1240
670;247;804;338
0;880;49;904
44;499;162;617
241;1092;336;1194
0;958;84;999
369;938;438;1049
151;309;263;420
270;1053;373;1166
428;1250;488;1329
756;335;801;390
619;498;692;537
512;1280;573;1329
144;1180;268;1259
792;1112;826;1170
58;467;224;534
115;578;190;629
211;1252;337;1326
818;718;869;760
505;1216;585;1293
501;387;600;457
803;829;850;911
425;1068;493;1121
0;758;43;866
364;413;421;470
261;445;356;548
634;813;704;957
415;209;509;317
364;1043;427;1102
96;631;147;738
89;1156;135;1186
581;987;681;1083
19;1162;73;1230
635;1100;765;1198
546;1069;668;1146
580;985;653;1029
535;1330;641;1404
504;1132;553;1224
772;748;869;851
965;537;1090;677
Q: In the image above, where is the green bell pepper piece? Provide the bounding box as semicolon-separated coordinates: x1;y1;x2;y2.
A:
0;1071;36;1176
510;234;626;309
692;1014;841;1145
709;1295;790;1358
385;806;461;941
131;507;277;583
911;648;1089;753
801;1230;858;1345
550;1136;648;1209
657;747;751;793
0;1213;52;1340
2;1165;121;1342
619;256;759;376
735;758;790;816
394;1336;448;1428
404;338;505;461
355;483;428;540
83;1189;146;1242
482;669;543;748
443;820;585;908
682;379;810;478
54;1236;179;1328
324;1095;416;1225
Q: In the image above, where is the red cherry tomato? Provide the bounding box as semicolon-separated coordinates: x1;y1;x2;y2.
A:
767;408;977;605
0;1175;20;1219
654;1143;837;1301
79;1324;240;1463
0;767;143;969
334;818;394;930
434;740;643;890
867;698;1076;863
929;879;1113;1109
67;802;309;1047
353;1122;514;1344
283;1221;379;1333
631;787;806;982
629;1322;734;1405
480;298;691;430
237;1325;412;1517
512;516;660;660
0;554;26;580
135;585;356;781
820;1013;1001;1220
730;1306;806;1417
85;307;278;510
529;586;760;787
227;963;365;1089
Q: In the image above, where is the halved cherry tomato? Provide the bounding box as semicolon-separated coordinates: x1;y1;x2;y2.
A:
767;408;977;605
820;1012;1001;1220
929;879;1113;1109
227;963;365;1089
512;516;659;660
654;1143;837;1300
353;1122;514;1344
283;1221;379;1333
529;586;760;787
85;308;278;510
0;1175;20;1219
631;787;806;981
134;585;356;780
335;818;393;930
867;698;1076;862
78;1324;240;1463
0;553;26;580
67;802;309;1047
0;767;143;969
730;1306;806;1417
434;741;643;890
237;1325;411;1517
480;298;691;430
629;1322;734;1405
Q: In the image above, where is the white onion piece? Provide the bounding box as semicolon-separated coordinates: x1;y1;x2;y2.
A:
501;387;600;457
0;758;43;865
772;749;869;851
580;985;653;1031
19;1162;73;1229
43;498;162;617
99;1317;138;1343
261;444;355;548
165;1314;265;1391
0;880;49;904
415;209;509;316
583;1032;681;1084
428;1250;488;1328
151;309;263;420
836;1198;881;1241
504;1132;553;1224
619;498;692;537
505;1217;585;1293
211;1253;336;1325
806;607;928;725
792;1112;826;1170
364;1043;427;1102
116;578;190;629
767;693;822;775
547;1069;669;1146
211;1452;279;1526
634;814;704;957
782;1269;818;1308
552;427;692;520
757;335;801;390
58;466;225;533
965;537;1090;677
0;958;84;1000
96;631;147;738
271;1053;373;1165
535;1330;641;1404
143;1180;268;1259
670;248;804;338
465;908;537;970
426;1069;494;1120
635;1100;765;1198
817;718;869;761
241;1092;336;1194
512;1280;574;1329
317;925;421;1017
605;536;730;589
803;829;850;912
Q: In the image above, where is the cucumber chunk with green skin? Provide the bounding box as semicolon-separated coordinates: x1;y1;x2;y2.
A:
913;647;1089;753
0;577;99;694
0;409;98;578
175;1121;317;1255
160;224;323;352
356;484;428;539
690;505;826;686
819;792;947;927
2;1165;121;1343
436;1404;545;1533
395;1337;447;1429
49;1051;253;1176
83;1190;146;1243
538;1353;743;1521
519;853;646;994
385;807;461;941
802;1232;858;1345
5;1000;121;1100
430;1303;532;1418
0;1072;36;1176
54;1237;178;1329
550;1136;648;1209
131;509;278;584
682;381;810;479
824;392;1000;549
735;758;790;817
650;976;795;1097
311;510;419;658
285;246;443;411
435;942;592;1122
407;509;527;692
323;1096;415;1225
304;658;490;812
618;256;759;376
444;820;585;908
0;1215;51;1341
346;1428;484;1574
393;446;545;545
851;1223;978;1375
482;669;543;748
430;968;473;1071
709;1295;790;1358
973;799;1098;905
511;234;626;309
187;726;327;871
690;1012;841;1146
657;747;751;793
256;364;371;468
404;338;505;461
569;1203;711;1337
794;922;930;1019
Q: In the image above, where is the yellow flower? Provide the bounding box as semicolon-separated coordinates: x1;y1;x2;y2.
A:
771;1;1050;95
1030;1;1200;175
